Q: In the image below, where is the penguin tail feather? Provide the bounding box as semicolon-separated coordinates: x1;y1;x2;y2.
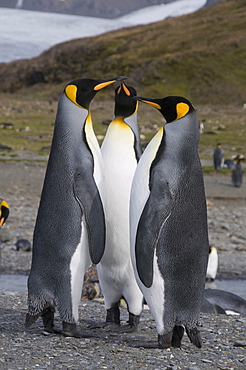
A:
25;312;41;327
185;327;202;348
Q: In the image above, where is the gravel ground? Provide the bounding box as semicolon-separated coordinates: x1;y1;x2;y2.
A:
1;290;246;370
0;159;246;369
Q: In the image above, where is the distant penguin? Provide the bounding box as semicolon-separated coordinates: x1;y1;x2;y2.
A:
204;289;246;316
0;199;9;227
223;158;234;169
26;76;124;337
206;244;218;282
130;96;209;349
82;279;102;300
232;154;244;187
201;297;226;315
15;239;32;252
213;143;224;170
97;82;143;332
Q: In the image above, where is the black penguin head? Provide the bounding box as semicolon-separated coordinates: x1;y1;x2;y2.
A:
209;244;216;254
64;76;127;109
0;198;9;227
134;95;194;123
114;82;138;118
233;154;245;163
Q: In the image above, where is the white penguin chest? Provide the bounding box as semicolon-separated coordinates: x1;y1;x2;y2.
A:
130;126;164;234
101;118;137;207
84;116;104;197
100;119;137;262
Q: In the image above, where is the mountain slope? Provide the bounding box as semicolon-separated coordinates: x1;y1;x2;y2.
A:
0;0;245;105
0;0;177;18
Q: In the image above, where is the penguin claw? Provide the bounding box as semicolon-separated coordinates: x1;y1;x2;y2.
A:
25;312;40;327
62;322;97;338
41;326;62;336
88;321;120;331
62;330;97;339
186;327;202;348
130;340;160;349
113;324;138;333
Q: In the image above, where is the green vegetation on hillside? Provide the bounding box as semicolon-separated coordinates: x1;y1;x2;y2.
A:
0;0;245;162
0;91;245;161
0;0;246;105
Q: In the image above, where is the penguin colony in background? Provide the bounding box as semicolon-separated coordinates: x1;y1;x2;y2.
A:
213;144;244;188
26;76;210;348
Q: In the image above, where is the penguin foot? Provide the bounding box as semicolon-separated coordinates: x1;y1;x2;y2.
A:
92;304;121;331
114;313;140;333
171;325;184;348
158;332;173;349
41;327;62;336
134;330;183;349
114;324;138;333
88;321;120;331
131;340;160;348
106;304;120;325
186;327;202;348
25;312;40;328
88;304;121;331
41;306;61;335
62;322;97;338
128;333;173;349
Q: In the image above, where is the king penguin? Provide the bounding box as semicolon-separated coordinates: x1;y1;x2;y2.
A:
130;96;209;349
206;244;218;281
0;199;9;227
232;154;244;187
213;143;224;171
25;76;124;337
97;82;144;332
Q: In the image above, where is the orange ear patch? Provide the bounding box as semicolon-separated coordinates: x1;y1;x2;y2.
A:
65;84;81;107
176;102;189;120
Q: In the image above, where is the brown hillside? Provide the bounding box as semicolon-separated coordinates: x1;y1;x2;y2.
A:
0;0;245;105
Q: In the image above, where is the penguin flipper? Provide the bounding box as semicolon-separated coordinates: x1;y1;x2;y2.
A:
135;191;171;288
74;172;105;264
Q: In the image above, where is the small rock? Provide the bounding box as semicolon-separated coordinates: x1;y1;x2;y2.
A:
101;119;111;126
217;124;226;130
0;144;12;150
234;341;246;347
221;223;230;231
0;122;14;129
41;145;51;151
0;231;11;242
96;135;104;141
